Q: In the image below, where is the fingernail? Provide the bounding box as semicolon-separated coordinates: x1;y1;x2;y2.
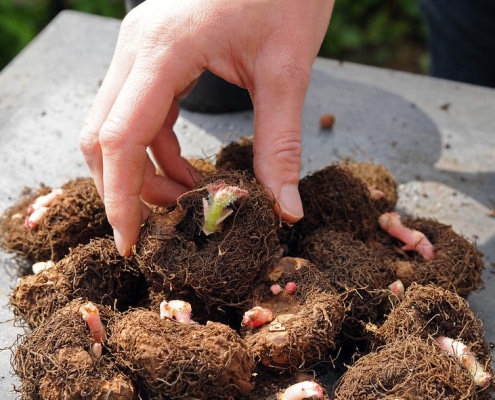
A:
113;228;130;257
279;184;304;221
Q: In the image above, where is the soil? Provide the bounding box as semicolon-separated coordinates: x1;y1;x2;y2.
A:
2;138;492;399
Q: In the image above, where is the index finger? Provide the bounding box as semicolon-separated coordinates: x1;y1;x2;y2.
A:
98;54;193;255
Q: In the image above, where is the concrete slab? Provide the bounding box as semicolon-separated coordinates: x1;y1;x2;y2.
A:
1;10;494;397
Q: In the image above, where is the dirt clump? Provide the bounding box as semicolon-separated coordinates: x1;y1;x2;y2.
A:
215;136;255;176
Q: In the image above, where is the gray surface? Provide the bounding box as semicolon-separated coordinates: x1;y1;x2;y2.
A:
1;10;494;397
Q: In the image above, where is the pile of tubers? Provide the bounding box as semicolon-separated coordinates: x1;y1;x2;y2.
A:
1;138;492;399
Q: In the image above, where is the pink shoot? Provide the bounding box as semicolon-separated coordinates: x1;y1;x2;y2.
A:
271;283;283;295
241;306;274;329
202;180;248;235
27;188;63;213
435;336;492;387
160;300;194;324
24;188;64;228
367;186;384;200
25;207;49;228
79;302;106;343
378;212;435;260
285;282;297;295
281;381;324;400
388;279;405;298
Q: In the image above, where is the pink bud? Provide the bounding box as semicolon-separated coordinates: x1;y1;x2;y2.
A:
160;300;194;324
285;282;297;295
24;188;64;228
91;342;102;358
388;280;405;298
80;302;106;343
270;284;283;295
24;206;49;228
282;381;324;400
242;306;274;329
367;186;384;200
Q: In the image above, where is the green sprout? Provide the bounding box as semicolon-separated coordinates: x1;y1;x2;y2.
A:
202;180;248;235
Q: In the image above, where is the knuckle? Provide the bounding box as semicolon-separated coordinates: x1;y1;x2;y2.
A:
98;114;128;151
79;123;100;155
120;8;140;36
271;134;302;164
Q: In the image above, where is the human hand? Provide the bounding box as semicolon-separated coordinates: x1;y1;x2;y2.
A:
79;0;334;256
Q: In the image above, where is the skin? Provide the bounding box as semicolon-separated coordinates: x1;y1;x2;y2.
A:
80;0;335;256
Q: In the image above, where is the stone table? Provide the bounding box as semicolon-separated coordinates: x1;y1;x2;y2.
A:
1;10;494;396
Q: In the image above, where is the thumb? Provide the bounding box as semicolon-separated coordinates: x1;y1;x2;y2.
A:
251;62;310;223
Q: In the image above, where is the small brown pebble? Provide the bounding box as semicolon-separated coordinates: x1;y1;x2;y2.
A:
319;113;335;129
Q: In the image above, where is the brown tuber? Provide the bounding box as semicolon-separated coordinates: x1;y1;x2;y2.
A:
109;309;255;399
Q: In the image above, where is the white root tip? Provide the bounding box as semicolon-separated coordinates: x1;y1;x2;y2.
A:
32;260;55;274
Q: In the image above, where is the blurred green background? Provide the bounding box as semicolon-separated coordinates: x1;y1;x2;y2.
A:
0;0;428;73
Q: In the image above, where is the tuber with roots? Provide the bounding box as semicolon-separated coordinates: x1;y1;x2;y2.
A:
379;211;435;260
